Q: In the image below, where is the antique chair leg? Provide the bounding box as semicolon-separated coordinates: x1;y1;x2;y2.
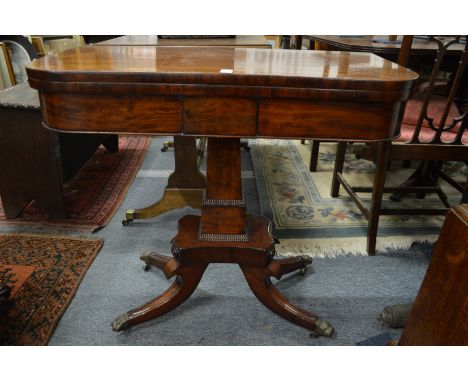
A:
331;141;347;197
102;134;119;153
309;140;320;172
462;178;468;203
367;141;391;255
112;262;207;332
240;264;334;337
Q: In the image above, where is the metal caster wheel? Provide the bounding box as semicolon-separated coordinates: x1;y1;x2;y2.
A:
122;219;132;226
161;147;168;152
309;332;320;339
300;267;307;275
143;262;151;272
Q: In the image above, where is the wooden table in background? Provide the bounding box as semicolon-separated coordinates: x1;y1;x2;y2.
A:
95;35;272;48
305;35;465;54
27;46;417;337
96;36;272;225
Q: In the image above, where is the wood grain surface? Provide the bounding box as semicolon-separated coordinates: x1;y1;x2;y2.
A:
27;46;417;141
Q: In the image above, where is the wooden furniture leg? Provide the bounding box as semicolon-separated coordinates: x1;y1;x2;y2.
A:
330;141;347;197
366;141;391;255
113;138;334;337
112;259;207;332
140;252;172;272
309;140;320;172
122;136;206;224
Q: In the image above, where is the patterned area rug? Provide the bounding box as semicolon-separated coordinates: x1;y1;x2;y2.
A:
251;139;466;257
0;135;150;232
0;233;103;345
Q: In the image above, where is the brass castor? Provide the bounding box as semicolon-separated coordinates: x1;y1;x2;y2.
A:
300;267;307;275
161;141;174;152
143;262;151;272
122;210;136;226
309;319;334;338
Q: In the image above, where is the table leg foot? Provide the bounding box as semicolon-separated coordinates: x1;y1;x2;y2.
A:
240;264;334;337
111;263;207;332
122;188;204;225
140;252;172;272
111;313;131;332
267;256;312;279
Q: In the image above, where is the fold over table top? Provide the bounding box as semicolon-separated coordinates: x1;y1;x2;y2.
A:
28;46;416;93
27;46;418;141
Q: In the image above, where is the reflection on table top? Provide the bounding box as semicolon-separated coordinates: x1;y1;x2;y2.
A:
27;46;417;87
95;35;271;48
307;35;465;54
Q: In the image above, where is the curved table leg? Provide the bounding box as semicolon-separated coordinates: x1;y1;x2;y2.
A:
122;136;206;225
140;252;172;272
112;262;207;332
240;264;334;337
122;188;204;225
267;256;313;279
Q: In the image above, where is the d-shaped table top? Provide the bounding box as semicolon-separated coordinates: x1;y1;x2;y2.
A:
27;46;417;91
27;46;417;141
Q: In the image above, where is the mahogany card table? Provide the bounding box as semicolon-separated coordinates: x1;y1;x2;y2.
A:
27;46;417;336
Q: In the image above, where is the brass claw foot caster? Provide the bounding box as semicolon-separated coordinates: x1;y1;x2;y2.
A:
122;209;136;226
309;319;334;338
161;141;174;152
112;313;131;332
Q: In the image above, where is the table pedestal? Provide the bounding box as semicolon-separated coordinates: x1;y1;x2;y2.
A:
112;138;334;337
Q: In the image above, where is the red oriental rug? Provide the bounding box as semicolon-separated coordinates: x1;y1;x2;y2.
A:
0;233;103;345
0;135;150;232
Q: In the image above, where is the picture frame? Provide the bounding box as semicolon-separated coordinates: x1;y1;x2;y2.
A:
0;42;16;88
0;36;37;84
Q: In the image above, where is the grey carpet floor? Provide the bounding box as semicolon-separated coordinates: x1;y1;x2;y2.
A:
0;137;431;345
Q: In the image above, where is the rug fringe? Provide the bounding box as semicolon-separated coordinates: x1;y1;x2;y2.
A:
275;236;439;258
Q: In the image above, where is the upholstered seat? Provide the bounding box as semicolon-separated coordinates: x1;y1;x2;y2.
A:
396;95;467;143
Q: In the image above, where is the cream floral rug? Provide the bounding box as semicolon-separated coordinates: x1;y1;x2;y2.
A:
250;139;466;257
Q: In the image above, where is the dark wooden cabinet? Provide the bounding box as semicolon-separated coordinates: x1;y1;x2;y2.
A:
399;204;468;345
0;83;118;219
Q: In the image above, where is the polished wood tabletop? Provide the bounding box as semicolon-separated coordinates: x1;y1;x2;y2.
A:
27;46;417;141
308;35;465;55
95;35;271;48
28;46;416;92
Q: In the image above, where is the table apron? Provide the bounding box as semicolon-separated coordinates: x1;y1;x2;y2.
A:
39;93;402;141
